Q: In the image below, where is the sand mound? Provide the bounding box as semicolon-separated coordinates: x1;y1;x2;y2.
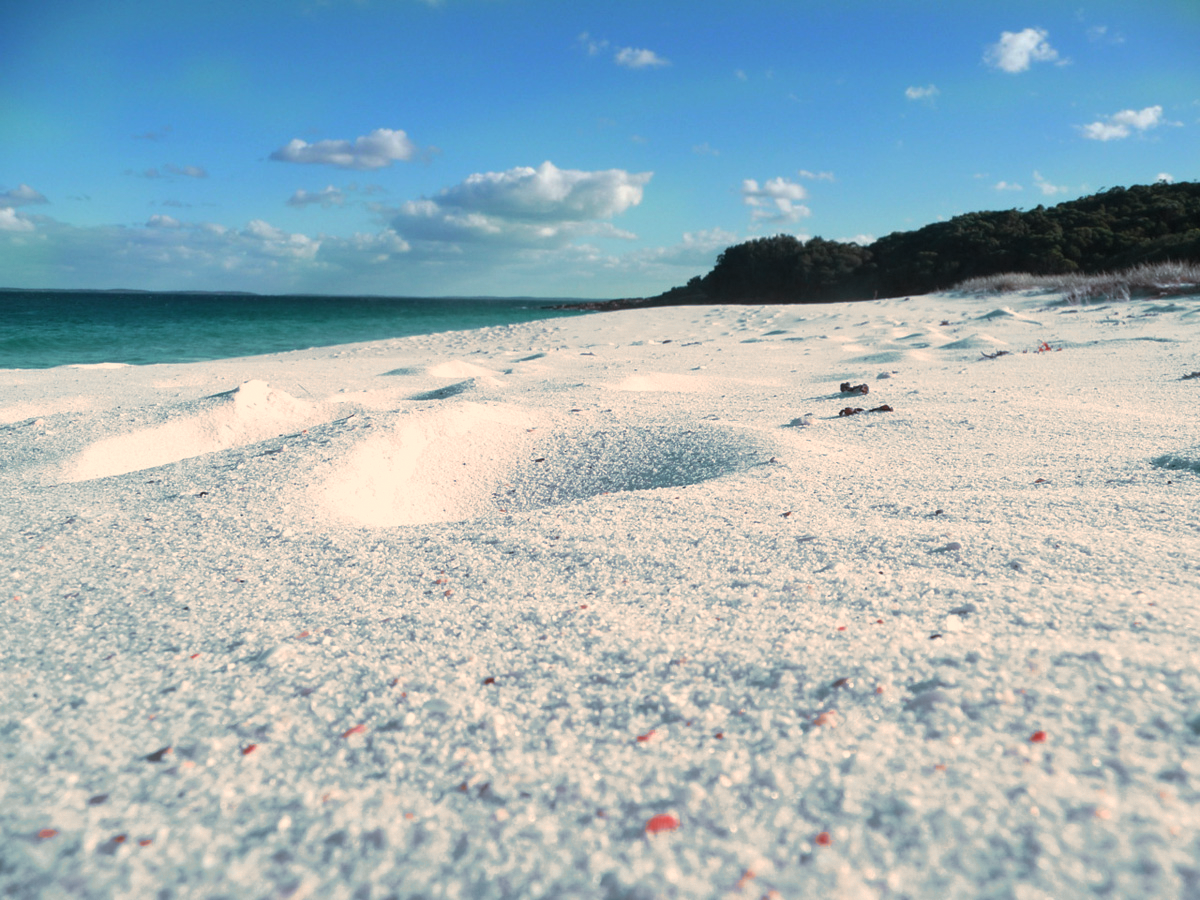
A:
319;402;772;526
938;332;1009;352
60;380;337;483
978;306;1043;324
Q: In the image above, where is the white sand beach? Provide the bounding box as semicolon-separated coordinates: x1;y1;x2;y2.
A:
2;291;1199;899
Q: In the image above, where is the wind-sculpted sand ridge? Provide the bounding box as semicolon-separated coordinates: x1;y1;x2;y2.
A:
2;291;1200;899
54;380;344;483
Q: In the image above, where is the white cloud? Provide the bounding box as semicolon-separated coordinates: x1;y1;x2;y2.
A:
994;181;1024;192
741;177;811;224
269;128;419;170
692;143;719;156
614;46;669;69
984;28;1059;73
905;84;939;101
391;161;651;248
0;215;352;291
797;169;835;182
1033;171;1067;196
581;33;668;69
1;184;49;207
130;165;206;180
1087;25;1124;45
637;227;740;267
578;32;608;55
164;164;208;179
1157;173;1175;184
1080;105;1165;141
0;208;35;232
287;186;346;208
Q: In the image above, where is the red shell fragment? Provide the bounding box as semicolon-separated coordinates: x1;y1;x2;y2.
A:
37;828;57;840
635;729;657;743
645;813;680;835
241;744;257;756
815;831;832;846
1030;730;1048;743
341;724;367;739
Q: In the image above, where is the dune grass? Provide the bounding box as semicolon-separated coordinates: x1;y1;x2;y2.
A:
955;261;1200;304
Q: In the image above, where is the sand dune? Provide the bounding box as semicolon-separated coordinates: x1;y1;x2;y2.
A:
2;291;1199;899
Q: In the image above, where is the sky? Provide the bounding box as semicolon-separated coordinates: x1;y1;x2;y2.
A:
1;0;1197;298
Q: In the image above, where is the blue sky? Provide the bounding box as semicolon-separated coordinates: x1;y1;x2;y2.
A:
1;0;1196;297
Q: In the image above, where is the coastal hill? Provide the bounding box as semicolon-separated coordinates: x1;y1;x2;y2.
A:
587;181;1200;309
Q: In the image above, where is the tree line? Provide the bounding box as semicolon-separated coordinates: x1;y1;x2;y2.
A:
649;181;1200;305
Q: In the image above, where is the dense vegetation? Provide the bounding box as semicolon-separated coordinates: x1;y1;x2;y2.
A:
650;181;1200;305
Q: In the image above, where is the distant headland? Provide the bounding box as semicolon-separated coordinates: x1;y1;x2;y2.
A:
562;181;1200;310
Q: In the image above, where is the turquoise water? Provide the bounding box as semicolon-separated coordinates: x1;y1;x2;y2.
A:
0;290;588;369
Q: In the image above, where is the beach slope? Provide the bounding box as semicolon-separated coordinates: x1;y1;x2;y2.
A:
2;291;1199;898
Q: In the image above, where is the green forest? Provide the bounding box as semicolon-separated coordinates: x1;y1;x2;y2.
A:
645;181;1200;306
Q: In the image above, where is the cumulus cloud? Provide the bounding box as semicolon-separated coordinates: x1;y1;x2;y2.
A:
287;186;346;208
1033;171;1067;196
615;47;669;69
129;165;207;180
1158;173;1175;184
905;84;939;101
630;228;740;268
797;169;835;182
0;208;35;232
1080;105;1165;141
270;128;419;170
165;164;208;179
580;33;669;69
741;177;810;224
0;208;427;295
1087;25;1124;45
1;184;49;207
994;181;1024;192
579;32;608;55
984;28;1060;73
391;161;651;247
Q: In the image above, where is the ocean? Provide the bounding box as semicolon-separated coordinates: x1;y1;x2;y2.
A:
0;290;589;369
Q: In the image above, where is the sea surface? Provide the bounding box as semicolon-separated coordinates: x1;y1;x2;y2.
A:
0;290;588;369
